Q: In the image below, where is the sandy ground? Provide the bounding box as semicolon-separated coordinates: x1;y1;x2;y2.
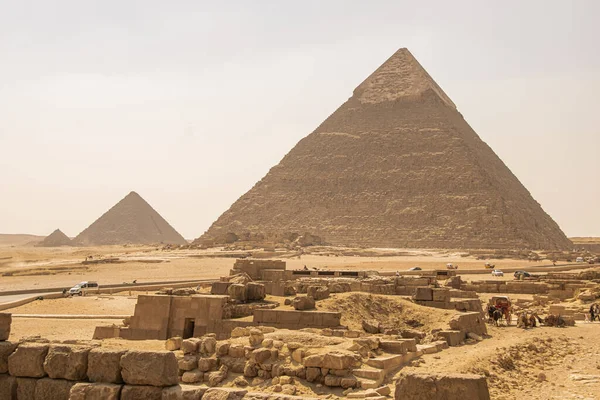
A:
0;245;582;292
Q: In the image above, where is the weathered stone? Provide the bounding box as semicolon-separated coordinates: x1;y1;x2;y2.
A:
291;348;305;364
281;384;296;395
34;378;75;400
0;374;17;400
287;342;302;351
400;329;426;341
178;355;198;371
436;330;465;347
307;286;330;301
261;339;273;348
362;319;380;334
228;344;245;358
306;367;321;382
248;329;264;347
243;362;257;378
44;345;90;381
324;374;341;387
228;284;247;302
181;338;201;354
121;385;162;400
219;356;245;373
216;342;230;356
247;283;266;301
230;327;249;338
69;382;122;400
394;372;490;400
303;352;357;370
8;343;49;378
251;348;271;364
162;385;208;400
448;312;487;336
202;387;247;400
0;342;17;374
87;348;126;384
120;351;178;387
165;337;182;351
0;314;11;341
292;296;315;310
206;365;228;386
181;369;203;383
16;377;37;400
198;357;219;372
340;376;357;389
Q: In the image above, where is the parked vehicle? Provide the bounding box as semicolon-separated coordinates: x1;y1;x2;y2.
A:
446;263;458;269
491;269;504;277
69;281;99;296
408;266;422;271
484;262;495;269
576;257;584;263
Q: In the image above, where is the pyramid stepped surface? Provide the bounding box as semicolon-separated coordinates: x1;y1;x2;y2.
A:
73;192;187;246
37;229;72;247
197;48;571;250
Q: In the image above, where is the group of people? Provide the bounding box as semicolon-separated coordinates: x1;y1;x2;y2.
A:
589;303;600;322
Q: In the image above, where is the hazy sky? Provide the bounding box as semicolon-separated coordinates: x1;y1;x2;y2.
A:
1;1;599;239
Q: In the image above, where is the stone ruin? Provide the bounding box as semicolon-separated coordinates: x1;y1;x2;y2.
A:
36;229;72;247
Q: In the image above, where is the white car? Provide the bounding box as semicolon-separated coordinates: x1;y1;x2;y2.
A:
491;270;504;277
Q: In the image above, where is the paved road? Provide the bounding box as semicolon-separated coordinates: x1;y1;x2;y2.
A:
0;292;51;304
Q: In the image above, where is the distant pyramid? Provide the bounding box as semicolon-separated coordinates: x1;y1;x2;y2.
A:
196;48;571;250
73;191;187;246
37;229;72;247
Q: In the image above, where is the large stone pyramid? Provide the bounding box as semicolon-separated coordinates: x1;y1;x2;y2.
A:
196;48;571;250
74;191;187;246
37;229;72;247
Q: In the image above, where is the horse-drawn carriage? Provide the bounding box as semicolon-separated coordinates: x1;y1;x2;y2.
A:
488;296;512;325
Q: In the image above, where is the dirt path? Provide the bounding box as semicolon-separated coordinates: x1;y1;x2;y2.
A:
399;323;600;400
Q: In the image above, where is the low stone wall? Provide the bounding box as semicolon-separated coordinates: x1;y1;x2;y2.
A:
253;310;342;330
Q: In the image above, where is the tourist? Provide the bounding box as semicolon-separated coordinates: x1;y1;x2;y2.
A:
590;304;596;322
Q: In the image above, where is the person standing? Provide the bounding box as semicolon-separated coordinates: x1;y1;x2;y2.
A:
590;304;596;322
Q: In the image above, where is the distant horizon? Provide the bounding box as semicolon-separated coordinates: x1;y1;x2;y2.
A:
1;1;598;239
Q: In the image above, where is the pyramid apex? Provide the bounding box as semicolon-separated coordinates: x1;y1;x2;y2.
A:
354;47;456;108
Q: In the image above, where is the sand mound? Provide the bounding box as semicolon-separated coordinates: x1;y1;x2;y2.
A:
73;191;187;246
317;292;457;332
37;229;72;247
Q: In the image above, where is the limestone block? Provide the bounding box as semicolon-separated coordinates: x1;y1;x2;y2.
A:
198;357;219;372
246;283;266;301
162;384;208;400
307;286;330;300
16;377;37;400
448;312;487;336
394;372;490;400
120;351;178;387
0;313;11;341
178;355;198;371
216;342;230;356
292;296;315;310
251;348;272;364
248;329;264;347
206;365;228;386
87;348;126;383
201;337;217;355
0;342;17;373
181;338;201;354
8;343;49;378
436;330;465;347
0;374;17;400
230;327;249;338
303;352;356;370
121;385;163;400
202;387;247;400
69;383;122;400
181;369;203;383
362;319;380;334
228;284;247;302
228;344;245;358
44;345;90;380
414;287;433;301
34;378;75;400
165;337;182;351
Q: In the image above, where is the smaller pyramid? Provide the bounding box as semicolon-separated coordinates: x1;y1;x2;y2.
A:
73;191;187;246
37;229;72;247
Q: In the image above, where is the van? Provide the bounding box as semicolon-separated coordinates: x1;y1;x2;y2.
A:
69;281;99;296
576;257;584;263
